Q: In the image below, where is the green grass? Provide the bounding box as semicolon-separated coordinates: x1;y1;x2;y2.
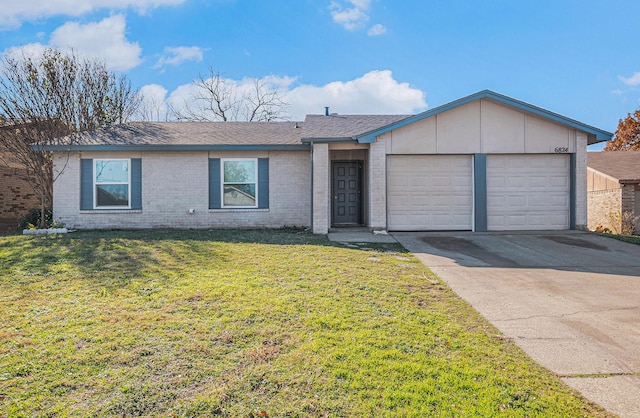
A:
594;231;640;245
0;229;611;417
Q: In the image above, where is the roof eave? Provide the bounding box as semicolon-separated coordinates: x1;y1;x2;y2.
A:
37;144;310;152
301;137;356;144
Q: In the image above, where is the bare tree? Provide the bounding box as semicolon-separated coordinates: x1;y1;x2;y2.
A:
170;67;288;122
135;94;168;122
0;48;140;228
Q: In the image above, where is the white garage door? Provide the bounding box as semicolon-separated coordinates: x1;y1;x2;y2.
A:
487;154;570;231
387;155;473;231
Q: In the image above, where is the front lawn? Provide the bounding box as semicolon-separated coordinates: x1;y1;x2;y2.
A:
594;231;640;245
0;230;610;416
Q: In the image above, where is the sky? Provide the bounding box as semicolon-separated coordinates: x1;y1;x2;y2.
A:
1;0;639;150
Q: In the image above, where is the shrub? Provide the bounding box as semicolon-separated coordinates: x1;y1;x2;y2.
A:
17;208;53;230
607;210;639;236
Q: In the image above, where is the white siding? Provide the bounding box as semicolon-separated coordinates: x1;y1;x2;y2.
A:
388;99;574;156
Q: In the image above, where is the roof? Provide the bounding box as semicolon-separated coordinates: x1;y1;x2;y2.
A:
39;90;613;151
354;90;613;145
40;116;410;151
301;114;409;142
587;151;640;183
42;121;310;151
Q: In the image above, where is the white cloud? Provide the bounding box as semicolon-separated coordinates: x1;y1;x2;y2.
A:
619;72;640;87
5;15;143;71
329;0;370;31
330;1;388;36
50;15;142;71
285;70;426;119
137;84;169;121
164;75;297;119
347;0;372;9
0;0;185;30
3;43;48;62
154;46;204;69
367;23;387;36
145;70;426;122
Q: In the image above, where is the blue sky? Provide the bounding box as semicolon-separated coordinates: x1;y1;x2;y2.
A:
1;1;639;149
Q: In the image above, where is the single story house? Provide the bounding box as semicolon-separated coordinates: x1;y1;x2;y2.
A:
43;90;612;234
587;151;640;234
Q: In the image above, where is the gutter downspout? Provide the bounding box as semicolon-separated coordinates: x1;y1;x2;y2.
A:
310;140;314;232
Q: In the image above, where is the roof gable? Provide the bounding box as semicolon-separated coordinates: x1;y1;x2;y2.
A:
355;90;613;144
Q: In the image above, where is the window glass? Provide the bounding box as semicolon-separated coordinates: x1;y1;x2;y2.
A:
96;184;129;206
96;160;129;183
224;184;256;206
222;159;257;207
95;159;130;207
224;160;256;183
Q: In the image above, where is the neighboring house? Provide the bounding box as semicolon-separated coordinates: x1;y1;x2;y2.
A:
42;90;612;234
0;119;63;231
587;151;640;234
0;149;40;232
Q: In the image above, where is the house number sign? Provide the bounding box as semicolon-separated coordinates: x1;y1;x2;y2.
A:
554;147;569;153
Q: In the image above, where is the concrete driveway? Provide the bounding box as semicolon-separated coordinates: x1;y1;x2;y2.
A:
393;231;640;418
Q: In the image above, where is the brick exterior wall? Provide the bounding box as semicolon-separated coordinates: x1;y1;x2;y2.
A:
0;166;40;232
621;184;639;234
636;189;640;234
312;144;329;234
368;136;388;230
587;189;622;232
621;184;635;214
54;150;311;230
575;132;588;229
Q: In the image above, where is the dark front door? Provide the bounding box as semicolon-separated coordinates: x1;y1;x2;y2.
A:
332;161;363;226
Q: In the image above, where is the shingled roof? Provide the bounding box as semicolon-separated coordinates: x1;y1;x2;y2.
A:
588;151;640;183
40;114;411;150
51;121;304;147
302;114;410;140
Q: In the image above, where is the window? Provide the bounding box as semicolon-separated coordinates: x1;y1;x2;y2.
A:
209;158;268;210
222;159;257;207
94;159;130;208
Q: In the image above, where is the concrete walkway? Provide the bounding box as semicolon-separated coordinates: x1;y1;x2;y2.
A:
392;231;640;418
327;230;398;243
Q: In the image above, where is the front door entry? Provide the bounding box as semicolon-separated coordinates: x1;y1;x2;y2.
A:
332;161;363;226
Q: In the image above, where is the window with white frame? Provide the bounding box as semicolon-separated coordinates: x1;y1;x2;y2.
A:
94;159;131;208
222;158;257;207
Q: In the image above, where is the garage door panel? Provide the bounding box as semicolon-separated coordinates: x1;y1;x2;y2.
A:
549;178;569;188
507;196;527;207
452;177;472;187
528;176;548;187
487;154;569;231
388;155;472;231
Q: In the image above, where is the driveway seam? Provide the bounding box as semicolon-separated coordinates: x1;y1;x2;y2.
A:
495;305;640;322
559;372;640;378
